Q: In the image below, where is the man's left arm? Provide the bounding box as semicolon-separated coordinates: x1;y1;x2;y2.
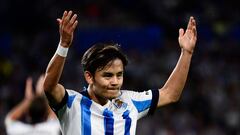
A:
5;77;34;125
157;16;197;107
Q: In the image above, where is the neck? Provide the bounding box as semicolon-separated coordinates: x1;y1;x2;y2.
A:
87;85;108;106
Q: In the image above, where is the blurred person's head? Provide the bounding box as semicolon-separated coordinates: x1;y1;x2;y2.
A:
28;96;48;124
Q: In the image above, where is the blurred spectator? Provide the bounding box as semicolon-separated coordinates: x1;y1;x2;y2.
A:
4;75;60;135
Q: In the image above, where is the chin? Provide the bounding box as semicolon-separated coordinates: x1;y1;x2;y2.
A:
105;92;119;99
107;97;115;100
105;95;117;100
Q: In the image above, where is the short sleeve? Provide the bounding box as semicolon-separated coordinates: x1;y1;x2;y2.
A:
49;89;69;113
127;89;159;119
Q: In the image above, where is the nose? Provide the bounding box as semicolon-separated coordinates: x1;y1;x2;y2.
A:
110;76;119;85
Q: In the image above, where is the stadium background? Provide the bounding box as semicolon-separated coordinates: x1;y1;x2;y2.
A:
0;0;239;134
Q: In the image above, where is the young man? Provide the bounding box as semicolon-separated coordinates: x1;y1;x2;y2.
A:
5;75;60;135
43;10;197;135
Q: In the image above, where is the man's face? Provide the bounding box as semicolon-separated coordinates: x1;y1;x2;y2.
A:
92;58;124;100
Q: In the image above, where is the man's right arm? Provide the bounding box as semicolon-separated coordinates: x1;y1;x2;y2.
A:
44;54;67;106
43;11;78;106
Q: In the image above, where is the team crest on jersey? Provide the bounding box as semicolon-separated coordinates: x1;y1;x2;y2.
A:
110;98;128;113
145;91;149;95
113;99;128;109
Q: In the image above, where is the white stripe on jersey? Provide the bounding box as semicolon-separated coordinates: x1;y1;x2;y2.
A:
57;89;156;135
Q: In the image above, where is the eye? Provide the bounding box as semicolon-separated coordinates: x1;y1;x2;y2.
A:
103;73;113;78
117;72;123;77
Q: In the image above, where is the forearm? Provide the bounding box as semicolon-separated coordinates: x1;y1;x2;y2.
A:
162;49;192;101
43;44;67;104
7;99;31;120
44;52;66;91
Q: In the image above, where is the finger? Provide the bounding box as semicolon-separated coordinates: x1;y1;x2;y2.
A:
61;11;68;27
69;14;77;26
25;77;33;98
70;20;78;32
36;75;45;96
187;16;194;30
63;11;73;26
62;10;67;18
62;11;67;20
192;18;197;35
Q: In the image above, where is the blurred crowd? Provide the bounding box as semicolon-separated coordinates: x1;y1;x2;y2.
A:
0;0;240;135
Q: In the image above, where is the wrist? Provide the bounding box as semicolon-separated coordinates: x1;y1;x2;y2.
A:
181;48;194;55
59;42;70;48
56;44;69;57
24;97;33;103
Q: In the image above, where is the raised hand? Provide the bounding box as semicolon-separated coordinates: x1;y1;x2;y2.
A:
36;74;45;96
25;75;45;101
178;16;197;54
24;77;34;101
57;11;78;48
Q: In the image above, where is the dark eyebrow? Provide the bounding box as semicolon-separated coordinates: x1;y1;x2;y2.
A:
117;71;123;75
102;71;123;75
102;72;113;76
103;72;112;74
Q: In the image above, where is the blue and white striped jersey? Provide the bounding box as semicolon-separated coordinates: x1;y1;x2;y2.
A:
53;89;159;135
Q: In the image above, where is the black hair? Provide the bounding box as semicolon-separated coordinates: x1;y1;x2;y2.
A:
28;96;48;124
81;42;128;75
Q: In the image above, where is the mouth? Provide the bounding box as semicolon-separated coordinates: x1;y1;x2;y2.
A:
107;88;119;91
106;87;120;92
104;88;121;98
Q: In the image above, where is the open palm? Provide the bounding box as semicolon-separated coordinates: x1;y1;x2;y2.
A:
178;17;197;54
57;11;78;47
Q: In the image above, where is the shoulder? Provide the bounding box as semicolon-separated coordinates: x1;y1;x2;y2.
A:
66;89;82;96
120;89;153;98
52;89;83;113
36;119;60;129
4;115;23;128
5;118;32;134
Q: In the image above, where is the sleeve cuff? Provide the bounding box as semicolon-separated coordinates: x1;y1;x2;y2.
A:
148;89;159;116
50;89;68;113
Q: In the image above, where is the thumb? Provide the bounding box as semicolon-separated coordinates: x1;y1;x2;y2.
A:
179;28;184;37
57;18;62;26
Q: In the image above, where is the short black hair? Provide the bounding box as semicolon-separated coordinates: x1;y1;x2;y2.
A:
81;42;128;75
29;96;48;124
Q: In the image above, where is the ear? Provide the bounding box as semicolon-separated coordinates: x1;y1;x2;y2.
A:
84;71;94;84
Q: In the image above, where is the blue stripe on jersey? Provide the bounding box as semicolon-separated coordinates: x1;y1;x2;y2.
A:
80;96;92;135
103;109;114;135
122;110;131;135
131;99;151;113
67;95;76;108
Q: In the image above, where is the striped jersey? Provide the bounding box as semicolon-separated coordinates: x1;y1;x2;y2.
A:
53;89;159;135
